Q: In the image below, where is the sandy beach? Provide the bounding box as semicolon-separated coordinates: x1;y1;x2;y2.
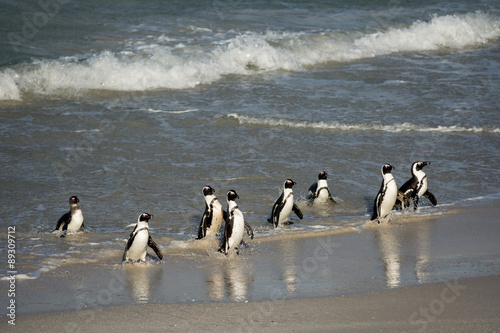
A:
4;275;500;332
2;203;500;332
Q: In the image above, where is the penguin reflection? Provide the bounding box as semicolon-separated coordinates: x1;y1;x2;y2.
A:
123;264;162;303
224;259;250;301
414;222;431;283
374;227;401;288
206;259;252;302
374;222;432;288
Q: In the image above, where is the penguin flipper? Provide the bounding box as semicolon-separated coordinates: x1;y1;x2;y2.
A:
219;217;233;255
292;203;303;219
122;233;136;262
411;193;420;211
371;191;382;221
424;190;437;206
54;212;70;232
244;221;254;239
197;208;210;239
326;189;337;204
402;194;411;209
307;182;318;201
269;193;283;227
59;218;72;238
148;236;163;260
394;191;406;210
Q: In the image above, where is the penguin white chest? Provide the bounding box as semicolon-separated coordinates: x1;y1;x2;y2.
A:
278;193;293;223
127;229;149;261
380;178;398;218
228;210;245;249
208;200;224;237
315;180;330;203
417;176;428;198
67;210;84;231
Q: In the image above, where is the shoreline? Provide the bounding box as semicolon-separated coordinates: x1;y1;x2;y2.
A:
4;274;500;332
2;202;500;332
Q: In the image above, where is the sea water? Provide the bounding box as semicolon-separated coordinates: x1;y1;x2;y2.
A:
0;0;499;311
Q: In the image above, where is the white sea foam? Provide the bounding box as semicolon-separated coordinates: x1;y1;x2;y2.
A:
226;113;500;134
145;108;199;114
0;12;499;100
0;265;58;281
0;71;21;101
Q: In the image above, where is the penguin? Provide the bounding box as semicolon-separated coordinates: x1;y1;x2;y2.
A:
395;161;437;210
371;164;398;223
196;185;224;240
54;196;84;237
307;171;336;205
219;190;254;255
122;213;163;263
268;179;303;228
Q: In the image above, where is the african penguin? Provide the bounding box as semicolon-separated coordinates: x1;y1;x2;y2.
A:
122;213;163;263
196;185;224;240
54;196;84;237
219;190;254;255
395;161;437;210
268;179;303;227
307;171;336;205
371;164;398;223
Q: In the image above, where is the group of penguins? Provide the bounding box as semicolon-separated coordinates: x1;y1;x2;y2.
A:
53;161;437;263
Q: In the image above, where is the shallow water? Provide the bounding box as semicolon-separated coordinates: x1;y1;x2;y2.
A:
0;0;500;313
4;204;500;315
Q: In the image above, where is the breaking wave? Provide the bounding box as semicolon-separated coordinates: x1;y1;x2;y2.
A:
227;113;500;134
1;12;499;100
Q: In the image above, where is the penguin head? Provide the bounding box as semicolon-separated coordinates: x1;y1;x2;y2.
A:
139;212;153;222
227;190;239;202
318;171;328;180
284;179;296;189
414;161;430;172
69;196;79;204
381;164;394;175
202;185;215;196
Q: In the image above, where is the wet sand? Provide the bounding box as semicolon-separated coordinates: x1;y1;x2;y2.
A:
2;204;500;332
5;274;500;332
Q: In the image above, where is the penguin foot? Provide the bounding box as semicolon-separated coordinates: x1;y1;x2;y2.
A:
217;248;228;256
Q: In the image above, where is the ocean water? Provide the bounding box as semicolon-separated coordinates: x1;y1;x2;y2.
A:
1;0;500;311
